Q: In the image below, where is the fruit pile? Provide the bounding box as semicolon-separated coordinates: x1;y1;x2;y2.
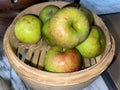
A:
14;3;106;73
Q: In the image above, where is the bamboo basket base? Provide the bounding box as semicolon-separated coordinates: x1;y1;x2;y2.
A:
3;1;115;90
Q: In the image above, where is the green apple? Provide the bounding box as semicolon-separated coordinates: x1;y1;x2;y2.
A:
76;26;106;58
64;3;94;26
49;7;90;48
14;14;42;44
39;5;60;23
42;20;55;46
44;46;82;73
79;6;94;26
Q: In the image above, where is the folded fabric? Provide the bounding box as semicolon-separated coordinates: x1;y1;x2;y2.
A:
0;56;31;90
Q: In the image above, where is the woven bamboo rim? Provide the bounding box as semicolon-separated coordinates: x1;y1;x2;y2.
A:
3;1;115;86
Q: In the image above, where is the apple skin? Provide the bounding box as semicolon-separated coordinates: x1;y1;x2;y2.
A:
49;7;90;48
39;5;60;24
14;14;42;44
42;20;55;46
76;26;106;58
44;46;82;73
64;3;94;26
79;6;94;26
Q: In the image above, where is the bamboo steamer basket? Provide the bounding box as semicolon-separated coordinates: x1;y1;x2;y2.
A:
3;1;115;90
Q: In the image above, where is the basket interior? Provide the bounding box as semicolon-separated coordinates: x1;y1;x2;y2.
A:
9;28;113;71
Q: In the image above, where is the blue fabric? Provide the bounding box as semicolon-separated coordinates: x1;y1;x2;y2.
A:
80;0;120;15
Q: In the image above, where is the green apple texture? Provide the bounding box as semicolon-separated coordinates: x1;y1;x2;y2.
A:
48;7;90;48
40;5;60;46
76;26;106;58
39;5;60;23
64;3;94;26
14;14;42;44
44;46;82;73
79;6;94;26
42;20;55;46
